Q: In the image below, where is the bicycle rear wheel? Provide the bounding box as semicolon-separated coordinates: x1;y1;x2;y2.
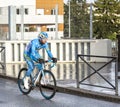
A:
39;70;56;100
18;68;32;95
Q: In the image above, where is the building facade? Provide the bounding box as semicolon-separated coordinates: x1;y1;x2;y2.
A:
0;0;64;40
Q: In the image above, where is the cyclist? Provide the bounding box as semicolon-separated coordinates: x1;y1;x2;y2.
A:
23;32;57;89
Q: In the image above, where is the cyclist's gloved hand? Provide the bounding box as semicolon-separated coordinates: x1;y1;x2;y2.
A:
52;57;57;63
38;58;45;64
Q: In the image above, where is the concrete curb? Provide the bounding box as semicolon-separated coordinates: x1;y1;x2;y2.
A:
56;86;120;103
0;74;120;103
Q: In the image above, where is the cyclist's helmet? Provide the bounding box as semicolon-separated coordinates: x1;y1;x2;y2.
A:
38;32;48;40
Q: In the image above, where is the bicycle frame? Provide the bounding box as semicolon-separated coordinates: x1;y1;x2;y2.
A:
31;60;55;87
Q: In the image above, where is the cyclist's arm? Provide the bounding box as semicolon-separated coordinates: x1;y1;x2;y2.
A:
45;43;53;59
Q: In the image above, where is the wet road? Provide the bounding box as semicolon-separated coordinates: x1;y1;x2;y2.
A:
0;78;120;107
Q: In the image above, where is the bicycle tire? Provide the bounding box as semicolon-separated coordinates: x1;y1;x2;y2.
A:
39;70;56;100
18;68;32;95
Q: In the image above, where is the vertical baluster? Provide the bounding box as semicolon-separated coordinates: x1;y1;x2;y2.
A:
72;42;75;61
20;43;24;61
60;63;63;80
84;42;87;61
66;42;69;61
14;43;18;62
6;64;12;77
15;64;19;78
59;42;63;61
56;42;60;61
66;63;69;79
72;63;76;80
5;42;13;76
5;42;12;63
78;42;81;54
51;42;57;58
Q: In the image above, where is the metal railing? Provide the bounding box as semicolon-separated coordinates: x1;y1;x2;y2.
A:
76;54;118;95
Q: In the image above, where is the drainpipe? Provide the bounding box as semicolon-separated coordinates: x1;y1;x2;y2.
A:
8;6;16;40
21;5;24;40
90;3;93;39
68;0;71;38
55;4;58;39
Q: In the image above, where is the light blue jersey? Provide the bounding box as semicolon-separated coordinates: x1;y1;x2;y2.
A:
24;39;53;61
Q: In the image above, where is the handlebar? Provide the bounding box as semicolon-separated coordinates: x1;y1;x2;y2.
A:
45;59;56;68
36;59;55;68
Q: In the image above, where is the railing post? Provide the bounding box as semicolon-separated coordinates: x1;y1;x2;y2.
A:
117;34;120;72
0;46;6;75
3;47;6;75
115;57;118;95
76;55;79;88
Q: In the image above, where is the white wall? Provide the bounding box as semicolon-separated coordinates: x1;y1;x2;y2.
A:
16;5;36;15
0;0;36;7
0;15;8;24
16;15;63;24
0;7;8;24
90;39;112;62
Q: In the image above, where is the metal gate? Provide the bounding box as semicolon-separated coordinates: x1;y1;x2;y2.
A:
76;54;118;95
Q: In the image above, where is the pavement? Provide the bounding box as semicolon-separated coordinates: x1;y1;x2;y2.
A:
1;78;120;107
1;74;120;103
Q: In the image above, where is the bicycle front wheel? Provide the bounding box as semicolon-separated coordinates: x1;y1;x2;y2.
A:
39;70;56;100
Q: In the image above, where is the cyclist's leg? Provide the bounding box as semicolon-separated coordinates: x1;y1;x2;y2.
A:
24;55;34;89
24;53;35;76
25;60;34;76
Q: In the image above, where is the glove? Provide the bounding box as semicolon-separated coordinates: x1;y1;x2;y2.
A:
52;57;57;63
38;58;45;64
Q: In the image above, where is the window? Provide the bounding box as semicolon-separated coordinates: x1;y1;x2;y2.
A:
51;9;56;15
47;28;49;31
16;8;28;15
16;25;20;32
16;9;20;15
25;8;28;15
36;9;44;15
24;27;29;32
47;25;56;32
50;28;54;31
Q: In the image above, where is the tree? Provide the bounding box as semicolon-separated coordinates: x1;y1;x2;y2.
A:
93;0;120;40
64;0;90;38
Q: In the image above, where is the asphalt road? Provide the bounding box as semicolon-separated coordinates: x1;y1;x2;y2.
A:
0;78;120;107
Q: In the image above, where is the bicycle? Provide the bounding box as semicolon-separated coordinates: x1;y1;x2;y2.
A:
18;59;56;100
